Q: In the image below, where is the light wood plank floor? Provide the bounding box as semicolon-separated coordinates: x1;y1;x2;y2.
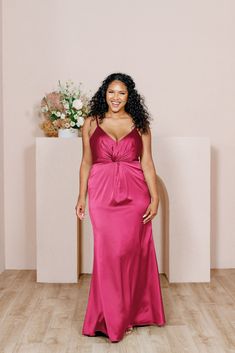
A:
0;269;234;353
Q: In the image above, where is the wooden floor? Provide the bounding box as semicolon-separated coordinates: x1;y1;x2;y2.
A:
0;269;234;353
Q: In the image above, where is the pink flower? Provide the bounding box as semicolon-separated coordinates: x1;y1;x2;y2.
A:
44;92;65;111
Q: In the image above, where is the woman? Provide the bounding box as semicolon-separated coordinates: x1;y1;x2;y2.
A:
75;72;166;342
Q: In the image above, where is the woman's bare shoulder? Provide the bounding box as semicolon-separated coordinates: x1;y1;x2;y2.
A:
85;115;96;123
84;115;99;138
84;115;97;128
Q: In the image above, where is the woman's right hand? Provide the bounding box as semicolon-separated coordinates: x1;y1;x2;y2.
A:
75;197;86;220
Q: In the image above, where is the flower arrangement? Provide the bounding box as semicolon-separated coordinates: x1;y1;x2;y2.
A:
40;80;91;137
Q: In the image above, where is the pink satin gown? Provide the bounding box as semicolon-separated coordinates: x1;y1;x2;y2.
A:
82;116;166;342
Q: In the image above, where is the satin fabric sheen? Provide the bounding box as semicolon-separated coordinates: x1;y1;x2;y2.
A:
82;117;166;342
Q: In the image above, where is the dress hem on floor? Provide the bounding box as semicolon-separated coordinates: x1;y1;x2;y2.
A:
82;320;166;343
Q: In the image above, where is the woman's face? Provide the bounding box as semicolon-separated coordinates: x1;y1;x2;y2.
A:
106;80;128;113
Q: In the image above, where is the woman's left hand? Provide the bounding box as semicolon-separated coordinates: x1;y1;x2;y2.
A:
142;200;159;224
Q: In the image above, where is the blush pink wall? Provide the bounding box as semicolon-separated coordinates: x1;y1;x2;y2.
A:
1;0;235;270
0;0;5;272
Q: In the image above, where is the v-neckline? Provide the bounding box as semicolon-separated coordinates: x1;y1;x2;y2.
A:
97;124;137;143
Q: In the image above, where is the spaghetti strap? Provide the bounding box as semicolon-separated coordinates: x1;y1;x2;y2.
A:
95;116;99;127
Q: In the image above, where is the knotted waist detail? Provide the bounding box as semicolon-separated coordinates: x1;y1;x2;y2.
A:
91;159;141;205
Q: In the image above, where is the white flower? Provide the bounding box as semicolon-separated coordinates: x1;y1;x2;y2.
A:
72;99;83;110
63;102;70;110
41;105;48;113
64;123;70;128
56;111;61;117
60;113;66;119
76;116;84;127
70;121;76;127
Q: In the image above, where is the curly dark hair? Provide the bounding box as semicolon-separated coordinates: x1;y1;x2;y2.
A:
87;72;153;134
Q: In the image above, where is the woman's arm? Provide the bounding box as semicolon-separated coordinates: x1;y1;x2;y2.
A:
139;126;159;223
75;116;93;219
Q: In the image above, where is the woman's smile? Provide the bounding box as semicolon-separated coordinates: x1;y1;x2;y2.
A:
111;101;121;108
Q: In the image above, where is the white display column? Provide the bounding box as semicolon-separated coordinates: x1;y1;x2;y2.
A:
36;137;81;283
154;137;211;282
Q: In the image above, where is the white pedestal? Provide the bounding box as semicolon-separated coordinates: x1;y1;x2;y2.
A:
155;137;211;282
36;137;80;283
